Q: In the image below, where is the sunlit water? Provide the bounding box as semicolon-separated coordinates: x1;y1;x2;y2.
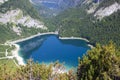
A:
18;34;90;69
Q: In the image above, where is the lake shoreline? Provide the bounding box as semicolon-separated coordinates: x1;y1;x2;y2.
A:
9;32;58;65
10;32;94;66
12;44;25;65
59;37;94;48
59;37;89;42
11;32;58;44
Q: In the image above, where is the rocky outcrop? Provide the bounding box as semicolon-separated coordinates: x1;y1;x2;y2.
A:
94;2;120;19
87;3;99;14
12;26;22;36
0;9;47;28
0;9;47;35
82;0;100;14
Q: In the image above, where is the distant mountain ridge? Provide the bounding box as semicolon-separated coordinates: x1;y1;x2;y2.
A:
32;0;79;7
31;0;84;17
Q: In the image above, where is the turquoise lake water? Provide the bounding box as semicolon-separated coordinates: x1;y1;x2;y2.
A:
18;34;90;69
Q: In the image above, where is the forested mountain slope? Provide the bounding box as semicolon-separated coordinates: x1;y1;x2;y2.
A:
0;0;48;43
0;0;40;19
53;0;120;46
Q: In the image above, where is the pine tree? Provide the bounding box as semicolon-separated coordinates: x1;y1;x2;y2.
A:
77;42;120;80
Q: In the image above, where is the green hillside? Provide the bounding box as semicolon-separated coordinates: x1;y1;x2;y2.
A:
0;0;48;44
52;1;120;46
0;0;40;20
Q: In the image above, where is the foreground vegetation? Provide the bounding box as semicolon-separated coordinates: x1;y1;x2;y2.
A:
0;59;17;76
0;42;119;80
0;60;76;80
77;42;120;80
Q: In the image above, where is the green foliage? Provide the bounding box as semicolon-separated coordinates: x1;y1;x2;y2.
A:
0;59;17;78
18;24;48;37
41;18;58;32
53;7;88;37
0;59;76;80
77;42;120;80
13;61;53;80
53;6;120;46
0;45;14;57
0;23;18;43
0;0;40;20
0;22;47;44
0;23;47;55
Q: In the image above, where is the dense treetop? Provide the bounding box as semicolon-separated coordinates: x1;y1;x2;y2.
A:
77;42;120;80
51;1;120;46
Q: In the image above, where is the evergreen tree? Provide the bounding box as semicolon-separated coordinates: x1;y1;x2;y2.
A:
77;42;120;80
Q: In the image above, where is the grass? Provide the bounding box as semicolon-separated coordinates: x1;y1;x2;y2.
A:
0;45;9;57
7;45;15;56
0;44;15;57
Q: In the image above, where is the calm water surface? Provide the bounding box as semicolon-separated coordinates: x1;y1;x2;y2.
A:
18;34;90;69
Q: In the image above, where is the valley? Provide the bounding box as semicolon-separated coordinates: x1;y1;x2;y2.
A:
0;0;120;79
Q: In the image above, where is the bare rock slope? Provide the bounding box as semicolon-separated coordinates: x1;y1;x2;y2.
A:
0;9;47;35
94;2;120;19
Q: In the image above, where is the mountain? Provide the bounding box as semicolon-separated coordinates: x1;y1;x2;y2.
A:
32;0;78;9
51;0;120;46
31;0;84;17
0;0;120;45
0;0;48;43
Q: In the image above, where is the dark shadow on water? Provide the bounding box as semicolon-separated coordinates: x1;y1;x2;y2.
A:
17;34;90;68
59;39;90;48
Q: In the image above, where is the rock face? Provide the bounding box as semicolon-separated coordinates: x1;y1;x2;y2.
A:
87;3;99;14
94;2;120;19
0;9;47;29
12;26;22;36
80;0;100;14
0;9;47;35
82;0;120;19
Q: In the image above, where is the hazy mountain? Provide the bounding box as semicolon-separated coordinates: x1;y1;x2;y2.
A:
31;0;84;17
